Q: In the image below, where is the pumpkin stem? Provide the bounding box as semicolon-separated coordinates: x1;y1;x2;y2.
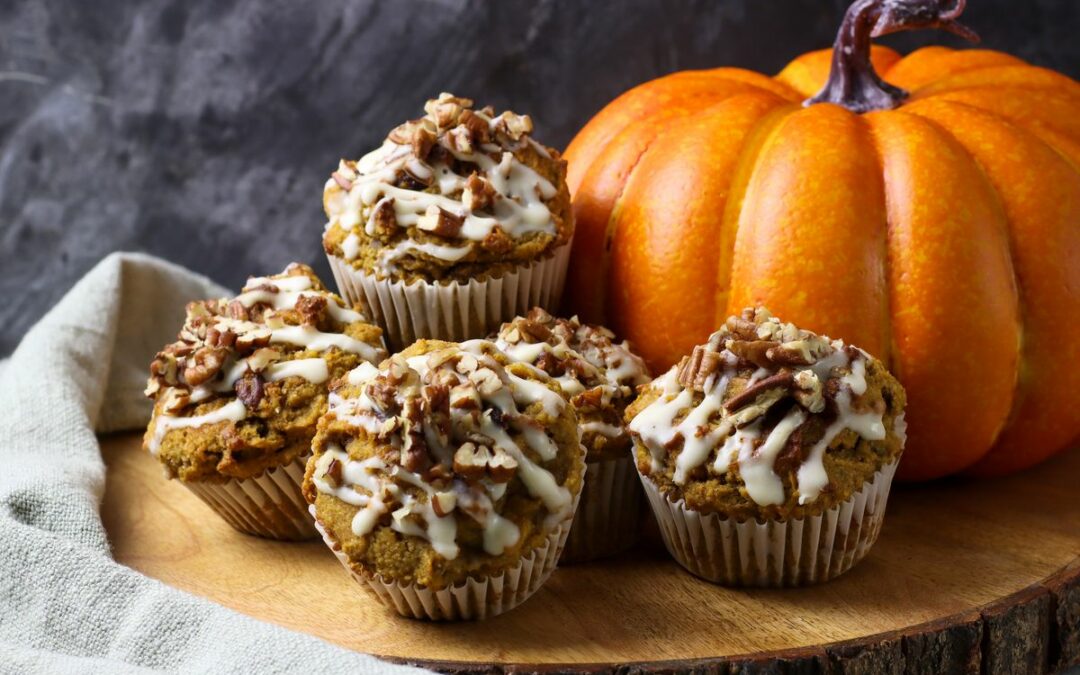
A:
805;0;979;113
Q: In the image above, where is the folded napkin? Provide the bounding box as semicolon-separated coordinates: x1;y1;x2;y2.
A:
0;253;424;674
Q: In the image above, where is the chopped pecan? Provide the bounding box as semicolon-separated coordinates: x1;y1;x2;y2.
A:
324;458;344;488
412;122;437;160
453;442;517;482
416;205;464;238
459;109;491;145
226;300;249;320
517;318;553;343
367;198;397;238
206;326;237;350
246;347;280;373
570;386;604;412
183;347;226;387
234;373;265;410
676;345;723;391
534;350;565;377
725;339;778;369
431;490;457;517
423;383;450;416
235;327;272;351
462;172;496;212
295;294;328;327
492;111;533;141
724;370;795;412
160;387;190;414
793;369;825;413
424;93;472;130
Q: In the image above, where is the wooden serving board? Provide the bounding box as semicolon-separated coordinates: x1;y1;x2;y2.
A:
101;433;1079;673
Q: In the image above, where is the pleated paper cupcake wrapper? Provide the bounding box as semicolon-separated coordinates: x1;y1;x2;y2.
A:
184;454;317;541
312;476;583;621
327;244;571;351
640;460;899;587
561;455;642;563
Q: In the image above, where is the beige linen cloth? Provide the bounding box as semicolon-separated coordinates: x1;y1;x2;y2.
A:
0;253;425;674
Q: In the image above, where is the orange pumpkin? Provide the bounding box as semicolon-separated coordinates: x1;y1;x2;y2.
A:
563;0;1080;481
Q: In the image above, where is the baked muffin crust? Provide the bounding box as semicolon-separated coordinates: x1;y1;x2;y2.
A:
626;307;906;521
143;264;387;482
304;339;585;590
322;93;573;283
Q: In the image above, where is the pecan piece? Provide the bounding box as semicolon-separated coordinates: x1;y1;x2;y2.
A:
295;294;328;327
725;339;779;369
324;457;344;488
431;490;457;517
462;172;496;212
183;347;226;387
677;345;723;391
517;318;553;343
416;205;464;238
370;198;398;237
724;370;795;413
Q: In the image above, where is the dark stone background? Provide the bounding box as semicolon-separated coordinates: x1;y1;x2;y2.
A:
1;0;1077;355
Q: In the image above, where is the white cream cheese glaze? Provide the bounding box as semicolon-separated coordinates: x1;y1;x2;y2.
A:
145;264;387;455
312;340;580;560
323;93;565;274
627;309;903;507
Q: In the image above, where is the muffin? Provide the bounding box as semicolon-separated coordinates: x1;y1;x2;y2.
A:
304;339;586;620
143;263;387;540
626;307;907;586
322;92;574;351
492;307;650;562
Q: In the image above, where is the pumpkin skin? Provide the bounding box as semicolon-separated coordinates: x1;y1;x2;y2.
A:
564;45;1080;481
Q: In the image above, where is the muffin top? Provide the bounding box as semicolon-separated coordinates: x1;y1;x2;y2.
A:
144;263;387;482
304;339;585;589
626;307;906;520
492;307;650;462
322;93;573;283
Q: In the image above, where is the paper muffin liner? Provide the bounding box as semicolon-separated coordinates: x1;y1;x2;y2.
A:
184;453;317;541
561;455;642;563
639;460;899;587
327;244;571;351
311;456;585;621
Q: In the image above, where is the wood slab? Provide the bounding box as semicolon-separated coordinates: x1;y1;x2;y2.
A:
100;434;1080;673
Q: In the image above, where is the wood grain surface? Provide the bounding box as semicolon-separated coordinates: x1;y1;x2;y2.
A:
100;434;1080;673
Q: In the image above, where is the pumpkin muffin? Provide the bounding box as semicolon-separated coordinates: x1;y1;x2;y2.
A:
626;307;906;586
322;92;574;350
492;307;650;561
144;263;387;540
304;339;586;620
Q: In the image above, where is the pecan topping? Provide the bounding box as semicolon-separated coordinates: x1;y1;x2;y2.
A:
431;491;457;518
453;442;518;483
416;205;464;238
724;371;795;413
677;345;723;391
462;172;496;212
295;294;328;327
370;198;398;237
183;348;226;387
517;318;553;343
725;339;777;369
324;458;344;488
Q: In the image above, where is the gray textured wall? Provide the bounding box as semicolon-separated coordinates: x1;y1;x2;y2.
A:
1;0;1077;355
